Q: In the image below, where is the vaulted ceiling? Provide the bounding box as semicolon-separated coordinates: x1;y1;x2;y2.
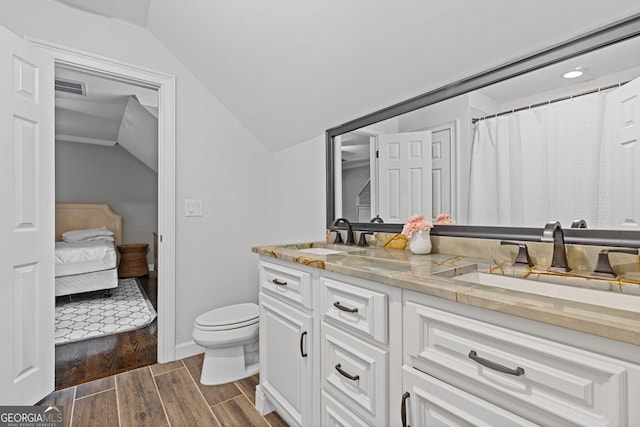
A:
55;0;640;151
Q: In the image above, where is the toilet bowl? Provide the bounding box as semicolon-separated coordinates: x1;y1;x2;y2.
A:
192;302;260;385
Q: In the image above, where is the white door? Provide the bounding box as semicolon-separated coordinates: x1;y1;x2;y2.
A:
602;77;640;229
378;131;432;223
0;26;55;404
259;292;313;426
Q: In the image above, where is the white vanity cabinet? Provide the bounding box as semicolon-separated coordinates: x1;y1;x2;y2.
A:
257;260;318;427
318;273;402;426
256;255;640;426
403;289;640;427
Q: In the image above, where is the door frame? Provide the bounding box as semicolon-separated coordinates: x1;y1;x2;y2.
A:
26;38;177;363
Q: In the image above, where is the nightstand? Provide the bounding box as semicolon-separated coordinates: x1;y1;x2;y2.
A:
117;243;149;277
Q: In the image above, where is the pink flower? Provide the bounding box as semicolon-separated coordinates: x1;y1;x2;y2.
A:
401;214;433;238
435;214;455;225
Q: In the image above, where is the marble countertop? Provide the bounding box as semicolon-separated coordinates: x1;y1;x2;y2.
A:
252;241;640;347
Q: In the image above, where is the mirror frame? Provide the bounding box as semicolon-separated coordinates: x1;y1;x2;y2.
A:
326;13;640;247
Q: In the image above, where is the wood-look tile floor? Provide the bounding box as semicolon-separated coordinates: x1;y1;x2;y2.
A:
39;353;289;427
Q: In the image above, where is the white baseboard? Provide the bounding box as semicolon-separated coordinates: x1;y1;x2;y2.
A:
255;385;275;415
175;340;203;360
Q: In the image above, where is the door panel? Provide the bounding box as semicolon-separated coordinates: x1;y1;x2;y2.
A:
430;128;452;220
602;77;640;229
0;25;55;404
378;131;432;223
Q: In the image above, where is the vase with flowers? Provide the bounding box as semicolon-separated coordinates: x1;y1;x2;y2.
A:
402;214;433;254
435;213;455;225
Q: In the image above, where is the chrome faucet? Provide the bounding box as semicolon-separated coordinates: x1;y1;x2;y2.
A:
331;218;356;245
541;221;570;272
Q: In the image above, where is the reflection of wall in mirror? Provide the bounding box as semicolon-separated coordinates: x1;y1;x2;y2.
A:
342;165;370;222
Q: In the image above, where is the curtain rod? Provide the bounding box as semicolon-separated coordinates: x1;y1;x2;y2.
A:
471;80;630;124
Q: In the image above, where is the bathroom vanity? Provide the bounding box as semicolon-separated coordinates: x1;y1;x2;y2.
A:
253;240;640;427
252;15;640;426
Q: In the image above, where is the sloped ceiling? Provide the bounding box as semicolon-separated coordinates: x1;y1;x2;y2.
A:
55;0;640;152
55;66;159;171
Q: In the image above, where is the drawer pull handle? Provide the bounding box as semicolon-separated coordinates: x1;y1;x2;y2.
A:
300;331;307;358
335;364;359;381
468;350;525;376
333;301;358;313
272;278;287;286
401;392;411;427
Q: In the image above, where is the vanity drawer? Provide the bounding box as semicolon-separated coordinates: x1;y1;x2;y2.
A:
321;391;370;427
402;365;538;427
321;321;387;425
259;261;312;309
320;277;388;344
404;300;629;427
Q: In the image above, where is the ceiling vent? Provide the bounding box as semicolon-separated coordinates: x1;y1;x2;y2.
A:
55;78;86;96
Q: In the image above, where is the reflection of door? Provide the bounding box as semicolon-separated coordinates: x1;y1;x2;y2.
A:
0;26;55;404
603;77;640;229
430;127;453;220
378;131;432;223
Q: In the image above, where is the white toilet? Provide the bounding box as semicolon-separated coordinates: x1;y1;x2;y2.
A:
192;302;260;385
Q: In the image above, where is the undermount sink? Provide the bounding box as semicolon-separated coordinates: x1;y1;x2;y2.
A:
297;247;346;255
286;242;367;256
455;271;640;313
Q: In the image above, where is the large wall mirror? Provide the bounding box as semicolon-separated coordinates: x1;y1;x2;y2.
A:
326;15;640;247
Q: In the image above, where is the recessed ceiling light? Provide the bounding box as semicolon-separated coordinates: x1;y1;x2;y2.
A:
563;68;584;79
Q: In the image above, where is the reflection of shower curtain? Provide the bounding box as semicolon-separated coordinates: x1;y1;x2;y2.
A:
468;93;606;227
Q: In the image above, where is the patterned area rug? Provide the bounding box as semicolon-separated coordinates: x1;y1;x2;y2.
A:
55;278;157;345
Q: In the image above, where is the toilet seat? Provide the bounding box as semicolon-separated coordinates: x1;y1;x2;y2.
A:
195;303;259;331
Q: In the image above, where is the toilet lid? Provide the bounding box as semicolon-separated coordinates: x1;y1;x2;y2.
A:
195;303;259;328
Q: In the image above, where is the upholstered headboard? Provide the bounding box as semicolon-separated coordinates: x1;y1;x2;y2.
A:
55;203;123;247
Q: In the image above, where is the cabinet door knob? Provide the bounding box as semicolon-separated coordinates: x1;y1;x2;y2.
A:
299;331;307;358
468;350;525;376
335;363;359;381
333;301;358;313
401;392;411;427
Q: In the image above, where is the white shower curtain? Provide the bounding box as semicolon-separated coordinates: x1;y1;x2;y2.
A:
468;93;606;227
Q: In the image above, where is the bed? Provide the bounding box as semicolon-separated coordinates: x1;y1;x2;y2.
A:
55;203;122;297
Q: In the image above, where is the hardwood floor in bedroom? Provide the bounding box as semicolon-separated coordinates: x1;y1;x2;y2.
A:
55;273;158;390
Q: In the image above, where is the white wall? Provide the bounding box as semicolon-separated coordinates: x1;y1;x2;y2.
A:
268;135;326;245
342;165;370;221
55;141;158;264
0;0;274;351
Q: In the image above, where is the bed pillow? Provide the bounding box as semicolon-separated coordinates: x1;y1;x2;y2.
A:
75;235;115;242
62;226;114;243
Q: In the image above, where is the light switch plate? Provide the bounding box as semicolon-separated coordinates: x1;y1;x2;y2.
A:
185;199;203;217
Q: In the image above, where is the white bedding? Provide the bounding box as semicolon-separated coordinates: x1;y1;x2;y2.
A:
62;226;114;243
55;240;117;277
55;268;118;297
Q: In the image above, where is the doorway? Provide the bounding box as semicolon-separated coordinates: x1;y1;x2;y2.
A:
54;66;160;388
28;39;177;371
